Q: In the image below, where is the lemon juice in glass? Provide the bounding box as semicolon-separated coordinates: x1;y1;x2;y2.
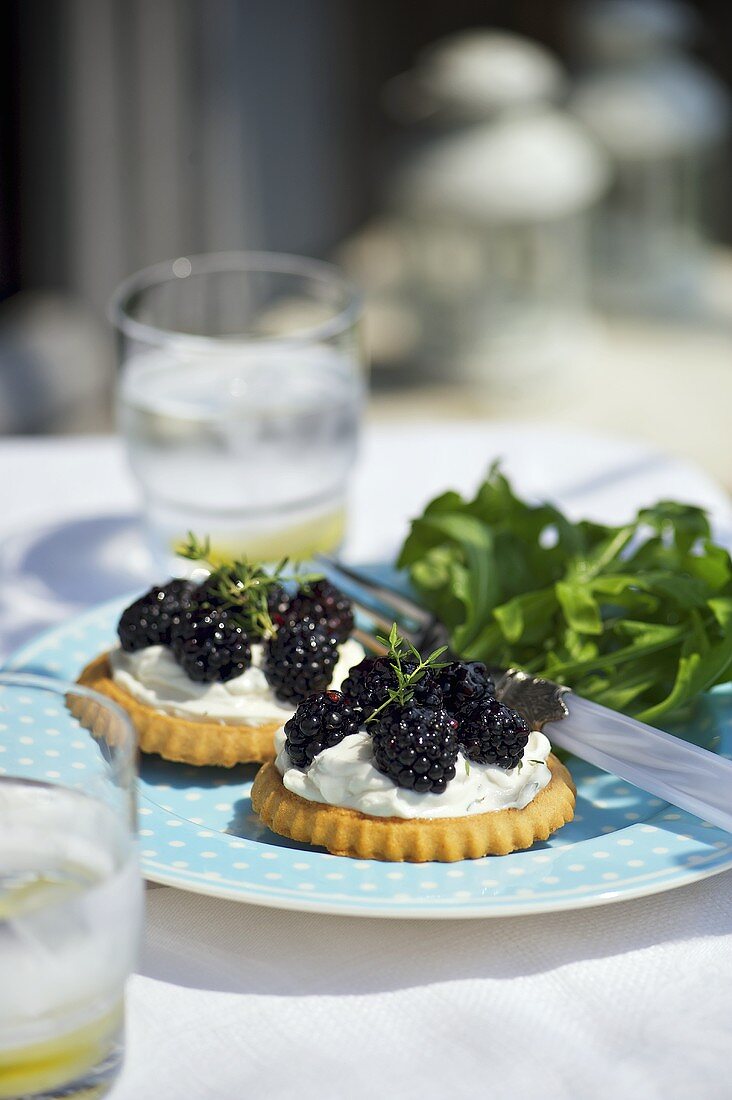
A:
111;252;365;572
0;674;142;1099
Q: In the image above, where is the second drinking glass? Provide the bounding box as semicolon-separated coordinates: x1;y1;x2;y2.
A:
111;252;365;572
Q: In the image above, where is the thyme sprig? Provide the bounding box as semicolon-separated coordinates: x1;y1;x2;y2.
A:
175;532;322;639
367;623;448;723
177;532;214;567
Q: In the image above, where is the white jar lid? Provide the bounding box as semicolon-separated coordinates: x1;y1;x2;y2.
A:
392;108;610;222
571;56;731;158
412;30;564;115
572;0;699;63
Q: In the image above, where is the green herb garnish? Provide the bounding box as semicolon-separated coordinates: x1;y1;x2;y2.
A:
177;532;214;565
366;623;448;723
397;465;732;723
176;532;320;639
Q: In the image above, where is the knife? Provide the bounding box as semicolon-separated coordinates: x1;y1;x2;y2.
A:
496;670;732;834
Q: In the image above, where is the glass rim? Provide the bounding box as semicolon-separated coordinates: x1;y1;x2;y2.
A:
0;670;137;773
108;250;363;349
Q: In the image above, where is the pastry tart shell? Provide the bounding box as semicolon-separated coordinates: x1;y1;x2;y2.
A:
76;652;279;767
250;754;575;862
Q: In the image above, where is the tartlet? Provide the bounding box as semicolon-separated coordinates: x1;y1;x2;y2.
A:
78;564;363;768
252;752;575;861
251;645;575;861
78;651;284;767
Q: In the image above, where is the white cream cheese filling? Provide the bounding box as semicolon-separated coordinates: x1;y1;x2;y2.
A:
109;636;365;726
274;726;552;819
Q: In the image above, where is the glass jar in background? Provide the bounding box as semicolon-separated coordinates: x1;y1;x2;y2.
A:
0;673;142;1099
569;0;731;314
110;252;365;572
379;31;610;389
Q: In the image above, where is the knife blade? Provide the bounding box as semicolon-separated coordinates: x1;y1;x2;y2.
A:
495;670;732;834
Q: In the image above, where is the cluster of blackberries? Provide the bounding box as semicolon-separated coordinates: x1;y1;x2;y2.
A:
284;655;531;794
117;575;352;699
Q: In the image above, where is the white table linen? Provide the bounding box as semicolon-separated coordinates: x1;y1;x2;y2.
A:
1;424;730;1100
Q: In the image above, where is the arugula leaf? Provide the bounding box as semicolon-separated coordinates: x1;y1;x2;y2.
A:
398;467;732;723
555;581;603;636
405;512;499;652
494;588;559;646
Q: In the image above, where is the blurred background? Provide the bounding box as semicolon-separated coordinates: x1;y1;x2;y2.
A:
2;0;732;483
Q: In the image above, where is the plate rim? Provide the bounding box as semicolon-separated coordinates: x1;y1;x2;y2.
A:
139;857;732;919
5;594;732;919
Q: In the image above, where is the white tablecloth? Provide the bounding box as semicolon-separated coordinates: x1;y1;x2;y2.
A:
1;424;731;1100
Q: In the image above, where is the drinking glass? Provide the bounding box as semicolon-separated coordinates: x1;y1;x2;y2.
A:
110;251;365;572
0;673;142;1099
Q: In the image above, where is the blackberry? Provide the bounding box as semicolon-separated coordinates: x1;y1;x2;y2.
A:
372;702;459;794
170;608;251;682
458;696;530;771
341;655;394;712
117;579;194;652
406;664;445;710
264;618;338;703
342;655;442;716
195;569;270;610
284;690;363;769
286;580;354;643
437;661;495;715
267;584;291;620
193;573;231;610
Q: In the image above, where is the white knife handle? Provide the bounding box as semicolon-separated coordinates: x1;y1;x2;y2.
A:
543;693;732;834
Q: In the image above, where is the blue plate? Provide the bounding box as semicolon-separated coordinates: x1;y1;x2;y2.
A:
4;595;732;918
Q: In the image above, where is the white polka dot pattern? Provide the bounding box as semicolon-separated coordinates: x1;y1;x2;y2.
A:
2;596;732;917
